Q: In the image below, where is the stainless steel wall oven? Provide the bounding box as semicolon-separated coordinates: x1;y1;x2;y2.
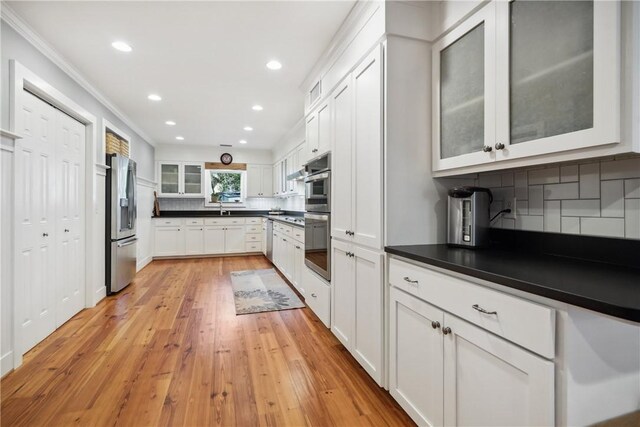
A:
304;153;331;281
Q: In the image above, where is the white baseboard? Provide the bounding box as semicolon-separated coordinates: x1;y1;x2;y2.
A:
94;285;106;305
137;255;153;272
1;351;14;377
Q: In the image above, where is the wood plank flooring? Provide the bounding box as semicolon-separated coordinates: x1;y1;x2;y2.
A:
1;256;414;426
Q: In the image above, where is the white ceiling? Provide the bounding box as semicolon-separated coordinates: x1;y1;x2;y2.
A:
7;1;355;150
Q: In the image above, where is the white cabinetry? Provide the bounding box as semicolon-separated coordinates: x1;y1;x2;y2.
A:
388;258;555;427
331;47;383;250
432;0;621;173
154;225;185;256
331;240;384;385
185;224;204;255
204;226;225;254
225;225;246;254
158;161;204;197
246;164;272;197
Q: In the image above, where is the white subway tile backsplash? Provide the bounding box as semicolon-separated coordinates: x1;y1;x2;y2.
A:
516;215;544;231
601;157;640;180
624;179;640;199
501;172;514;187
514;172;528;200
579;163;600;199
479;174;502;188
475;156;640;240
600;180;624;218
580;217;625;238
560;165;579;183
528;167;560;185
544;201;561;232
561;199;600;217
543;183;579;200
528;185;543;215
625;199;640;239
561;217;580;235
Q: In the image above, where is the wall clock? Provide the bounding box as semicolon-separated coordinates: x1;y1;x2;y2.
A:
220;153;233;165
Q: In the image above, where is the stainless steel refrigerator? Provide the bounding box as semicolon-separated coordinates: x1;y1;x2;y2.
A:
106;154;137;294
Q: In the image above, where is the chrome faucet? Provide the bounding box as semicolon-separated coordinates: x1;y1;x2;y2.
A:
219;203;230;216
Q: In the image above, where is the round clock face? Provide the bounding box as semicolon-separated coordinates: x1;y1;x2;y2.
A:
220;153;233;165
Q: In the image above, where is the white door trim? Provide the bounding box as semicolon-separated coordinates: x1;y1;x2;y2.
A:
10;60;99;370
101;118;132;164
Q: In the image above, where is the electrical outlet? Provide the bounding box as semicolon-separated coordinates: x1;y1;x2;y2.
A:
504;197;516;219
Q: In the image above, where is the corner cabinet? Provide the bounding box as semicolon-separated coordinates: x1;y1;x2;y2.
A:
432;0;621;173
158;161;204;197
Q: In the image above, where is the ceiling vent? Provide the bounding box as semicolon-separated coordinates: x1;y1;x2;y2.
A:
220;144;233;147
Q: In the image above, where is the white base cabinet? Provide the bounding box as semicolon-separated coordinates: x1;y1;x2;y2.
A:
154;217;263;257
271;222;305;295
331;239;384;385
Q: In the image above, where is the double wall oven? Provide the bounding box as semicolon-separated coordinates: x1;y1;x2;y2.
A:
304;153;331;281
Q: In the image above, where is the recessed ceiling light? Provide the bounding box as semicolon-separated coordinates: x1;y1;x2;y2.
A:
243;126;253;131
165;120;176;126
239;139;247;144
148;94;162;101
266;60;282;70
176;136;184;141
111;41;132;52
252;105;263;111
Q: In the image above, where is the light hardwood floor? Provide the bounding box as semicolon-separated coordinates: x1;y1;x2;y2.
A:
1;256;414;426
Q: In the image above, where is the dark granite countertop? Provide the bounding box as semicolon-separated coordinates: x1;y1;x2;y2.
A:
385;243;640;323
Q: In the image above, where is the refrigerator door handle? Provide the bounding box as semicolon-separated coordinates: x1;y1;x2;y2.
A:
117;237;138;248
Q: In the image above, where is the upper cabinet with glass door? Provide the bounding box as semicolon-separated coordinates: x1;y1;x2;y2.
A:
433;0;620;173
158;161;204;197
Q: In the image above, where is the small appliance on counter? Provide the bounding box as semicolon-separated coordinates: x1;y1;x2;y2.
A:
447;186;492;248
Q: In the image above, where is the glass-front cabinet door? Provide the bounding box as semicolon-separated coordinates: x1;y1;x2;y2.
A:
159;162;180;196
432;2;497;171
432;0;620;173
495;0;619;161
182;163;203;196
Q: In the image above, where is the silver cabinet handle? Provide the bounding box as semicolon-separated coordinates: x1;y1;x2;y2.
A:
431;321;440;329
442;327;452;335
311;293;317;298
472;304;498;315
403;276;418;284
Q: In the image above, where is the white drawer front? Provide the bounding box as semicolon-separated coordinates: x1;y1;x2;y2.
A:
246;224;261;233
292;227;305;243
204;217;246;226
245;233;262;243
185;218;204;226
245;242;261;252
155;218;183;227
246;217;261;225
305;267;330;327
389;258;555;358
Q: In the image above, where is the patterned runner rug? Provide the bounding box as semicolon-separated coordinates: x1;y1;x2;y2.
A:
230;269;305;315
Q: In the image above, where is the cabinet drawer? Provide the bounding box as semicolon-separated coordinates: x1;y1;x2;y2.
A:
245;242;261;252
304;267;330;327
155;218;183;227
389;258;555;358
292;227;305;243
246;217;261;225
185;218;204;226
246;224;261;233
204;217;246;226
245;233;262;243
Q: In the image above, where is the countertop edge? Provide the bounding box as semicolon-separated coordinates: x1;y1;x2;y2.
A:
384;246;640;323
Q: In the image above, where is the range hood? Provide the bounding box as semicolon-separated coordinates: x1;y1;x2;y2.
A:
287;168;306;181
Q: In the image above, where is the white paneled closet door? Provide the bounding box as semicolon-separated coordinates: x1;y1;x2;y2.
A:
14;91;85;356
55;112;85;326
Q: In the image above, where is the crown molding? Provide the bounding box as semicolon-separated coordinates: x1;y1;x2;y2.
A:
137;176;157;188
0;3;156;147
299;0;381;92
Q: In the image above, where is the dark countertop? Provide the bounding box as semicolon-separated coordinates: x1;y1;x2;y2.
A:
385;244;640;323
152;210;305;227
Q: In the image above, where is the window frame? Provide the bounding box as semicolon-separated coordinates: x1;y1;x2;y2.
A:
204;168;247;207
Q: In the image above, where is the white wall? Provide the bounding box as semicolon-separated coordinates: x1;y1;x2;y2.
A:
155;143;272;166
272;119;305;162
1;138;14;376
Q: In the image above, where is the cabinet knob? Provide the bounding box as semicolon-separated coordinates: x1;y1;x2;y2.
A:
442;327;452;335
431;321;441;329
42;232;49;237
482;145;493;153
64;229;69;233
495;143;505;150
